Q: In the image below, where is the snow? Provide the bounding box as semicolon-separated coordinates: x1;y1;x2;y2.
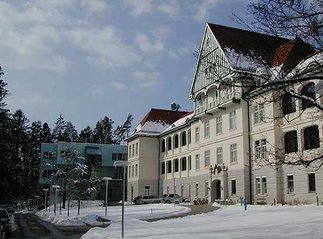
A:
36;201;323;239
162;112;194;133
131;121;170;136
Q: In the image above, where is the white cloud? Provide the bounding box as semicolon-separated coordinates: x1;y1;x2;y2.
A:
123;0;153;16
81;0;108;13
157;1;181;19
169;42;193;59
192;0;221;22
68;26;142;68
135;33;163;53
133;71;161;88
111;82;127;90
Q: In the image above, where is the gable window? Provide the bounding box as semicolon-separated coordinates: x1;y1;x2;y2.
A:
204;120;210;138
167;137;172;151
304;125;319;150
308;173;316;192
167;161;172;173
229;111;236;130
195;127;200;143
174;159;179;172
255;139;267;159
181;157;187;171
287;175;294;194
253;103;265;124
181;131;187;146
230;143;237;163
301;82;315;110
285;131;298;153
282;92;296;115
174;134;179;148
231;179;236;195
216;116;222;134
204;150;210;167
161;139;165;152
216;147;223;165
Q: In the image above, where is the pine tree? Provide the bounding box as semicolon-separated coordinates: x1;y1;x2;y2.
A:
79;126;93;143
52;114;66;142
114;114;133;144
41;122;53;143
62;121;78;142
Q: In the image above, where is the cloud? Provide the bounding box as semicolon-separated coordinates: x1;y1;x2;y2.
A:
192;0;221;22
157;1;181;19
81;0;108;13
123;0;153;16
68;26;142;68
133;71;161;88
169;42;193;59
111;82;127;90
135;33;163;53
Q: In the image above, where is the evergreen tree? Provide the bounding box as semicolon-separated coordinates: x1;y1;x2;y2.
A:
42;122;53;143
93;116;114;144
52;114;66;142
79;126;93;143
62;121;78;142
114;114;133;144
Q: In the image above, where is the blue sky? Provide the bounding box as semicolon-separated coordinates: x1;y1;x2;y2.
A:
0;0;250;131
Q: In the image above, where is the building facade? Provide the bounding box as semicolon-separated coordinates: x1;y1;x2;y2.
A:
39;141;127;202
127;23;323;205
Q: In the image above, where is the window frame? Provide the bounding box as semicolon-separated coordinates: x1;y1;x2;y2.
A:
229;110;236;130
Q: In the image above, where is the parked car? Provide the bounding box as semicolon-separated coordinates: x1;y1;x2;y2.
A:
0;208;12;238
162;194;186;204
133;195;162;205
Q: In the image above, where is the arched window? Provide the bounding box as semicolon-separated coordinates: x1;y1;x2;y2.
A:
301;83;315;110
284;130;298;153
181;157;187;171
181;131;187;146
304;125;319;149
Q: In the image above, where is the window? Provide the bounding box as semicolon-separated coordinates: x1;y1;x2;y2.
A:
301;83;315;110
205;181;209;197
195;127;200;143
304;125;319;150
161;139;165;152
285;131;298;153
282;92;296;115
161;162;165;175
253;103;265;124
181;157;187;171
135;164;138;177
204;150;210;167
181;131;187;146
128;166;131;178
216;147;223;165
231;179;236;195
195;154;200;171
167;137;172;151
43;151;54;159
204;120;210;138
195;183;199;197
216;116;222;134
230;144;237;163
135;143;138;155
174;159;179;172
188;129;191;144
262;177;267;194
255;139;267;159
308;173;316;192
256;177;261;195
129;145;132;157
132;165;134;178
229;111;236;130
145;186;150;195
132;145;135;156
167;161;172;173
287;175;294;194
174;134;179;148
188;155;192;170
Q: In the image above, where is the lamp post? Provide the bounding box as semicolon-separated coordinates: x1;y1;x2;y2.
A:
209;165;214;203
113;160;129;238
173;177;176;208
102;177;112;217
43;189;49;211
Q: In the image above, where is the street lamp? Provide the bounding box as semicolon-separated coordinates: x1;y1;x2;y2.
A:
113;160;129;238
209;165;214;203
102;177;112;217
43;189;49;211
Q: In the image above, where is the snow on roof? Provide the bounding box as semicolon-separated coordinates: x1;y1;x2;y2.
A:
162;112;194;134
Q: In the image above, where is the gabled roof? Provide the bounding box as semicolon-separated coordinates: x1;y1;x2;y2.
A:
129;108;191;138
208;23;314;71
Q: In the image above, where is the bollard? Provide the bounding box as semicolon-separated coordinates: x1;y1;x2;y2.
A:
316;195;319;206
240;197;243;206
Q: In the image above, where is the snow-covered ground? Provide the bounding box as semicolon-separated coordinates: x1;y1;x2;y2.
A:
37;201;323;239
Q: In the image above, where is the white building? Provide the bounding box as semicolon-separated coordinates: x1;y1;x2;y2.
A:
127;23;323;205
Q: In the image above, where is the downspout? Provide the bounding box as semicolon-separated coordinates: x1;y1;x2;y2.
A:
157;137;161;197
245;98;253;205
